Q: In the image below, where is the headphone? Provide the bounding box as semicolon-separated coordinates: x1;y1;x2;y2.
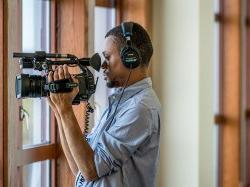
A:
120;22;142;69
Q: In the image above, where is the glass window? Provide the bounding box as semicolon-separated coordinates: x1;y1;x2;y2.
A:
21;0;50;148
23;160;50;187
94;6;116;124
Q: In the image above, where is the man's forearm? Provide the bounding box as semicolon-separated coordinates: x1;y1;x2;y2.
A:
54;113;78;176
58;106;98;181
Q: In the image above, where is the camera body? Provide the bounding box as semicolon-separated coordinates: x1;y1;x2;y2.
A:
14;51;101;105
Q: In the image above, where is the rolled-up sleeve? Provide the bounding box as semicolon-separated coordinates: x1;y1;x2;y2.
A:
94;104;153;178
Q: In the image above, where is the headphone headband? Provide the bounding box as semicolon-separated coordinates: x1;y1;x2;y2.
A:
121;22;133;38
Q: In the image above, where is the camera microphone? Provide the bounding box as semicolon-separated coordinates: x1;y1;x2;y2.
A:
79;53;101;72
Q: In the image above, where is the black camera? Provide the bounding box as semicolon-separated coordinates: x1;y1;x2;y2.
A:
14;51;101;105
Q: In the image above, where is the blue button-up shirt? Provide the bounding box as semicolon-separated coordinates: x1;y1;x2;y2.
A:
75;77;161;187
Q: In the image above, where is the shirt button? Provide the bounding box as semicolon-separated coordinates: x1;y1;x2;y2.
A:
112;96;116;99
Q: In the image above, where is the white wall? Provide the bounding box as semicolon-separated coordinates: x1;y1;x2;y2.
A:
198;1;214;186
152;1;214;187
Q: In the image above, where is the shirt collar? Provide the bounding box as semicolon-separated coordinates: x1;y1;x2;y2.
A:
108;77;152;104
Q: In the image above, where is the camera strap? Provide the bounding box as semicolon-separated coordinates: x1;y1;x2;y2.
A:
45;79;78;93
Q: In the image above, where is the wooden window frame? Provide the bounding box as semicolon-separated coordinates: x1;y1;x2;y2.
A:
0;0;4;186
96;0;121;25
4;0;58;186
96;0;115;8
215;0;241;186
50;1;57;187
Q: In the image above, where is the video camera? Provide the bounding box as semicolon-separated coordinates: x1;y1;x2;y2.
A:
14;51;101;105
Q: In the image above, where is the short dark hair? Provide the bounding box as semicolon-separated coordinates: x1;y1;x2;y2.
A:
105;22;153;66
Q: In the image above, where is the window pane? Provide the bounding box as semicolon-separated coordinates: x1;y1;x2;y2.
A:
21;0;50;147
23;160;50;187
94;6;115;124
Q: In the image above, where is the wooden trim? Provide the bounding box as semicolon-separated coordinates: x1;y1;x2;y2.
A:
17;144;57;166
241;0;250;186
6;0;22;186
0;0;4;186
145;0;152;76
96;0;115;8
15;1;22;186
50;1;57;187
50;1;57;144
51;0;57;55
118;0;152;26
115;0;122;25
219;0;241;186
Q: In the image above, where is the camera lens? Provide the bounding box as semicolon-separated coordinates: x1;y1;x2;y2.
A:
15;74;48;98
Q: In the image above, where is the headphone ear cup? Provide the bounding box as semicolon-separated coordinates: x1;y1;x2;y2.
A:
120;46;141;69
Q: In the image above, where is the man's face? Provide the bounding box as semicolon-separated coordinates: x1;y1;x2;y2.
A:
101;36;129;88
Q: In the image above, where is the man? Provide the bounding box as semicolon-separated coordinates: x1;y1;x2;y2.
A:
48;22;161;187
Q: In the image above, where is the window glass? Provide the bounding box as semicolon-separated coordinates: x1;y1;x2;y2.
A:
21;0;50;148
23;160;50;187
94;6;115;124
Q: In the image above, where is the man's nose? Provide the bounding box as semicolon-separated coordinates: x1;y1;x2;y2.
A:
101;60;108;69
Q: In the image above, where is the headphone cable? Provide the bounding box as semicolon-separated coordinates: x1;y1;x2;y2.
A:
107;69;132;129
